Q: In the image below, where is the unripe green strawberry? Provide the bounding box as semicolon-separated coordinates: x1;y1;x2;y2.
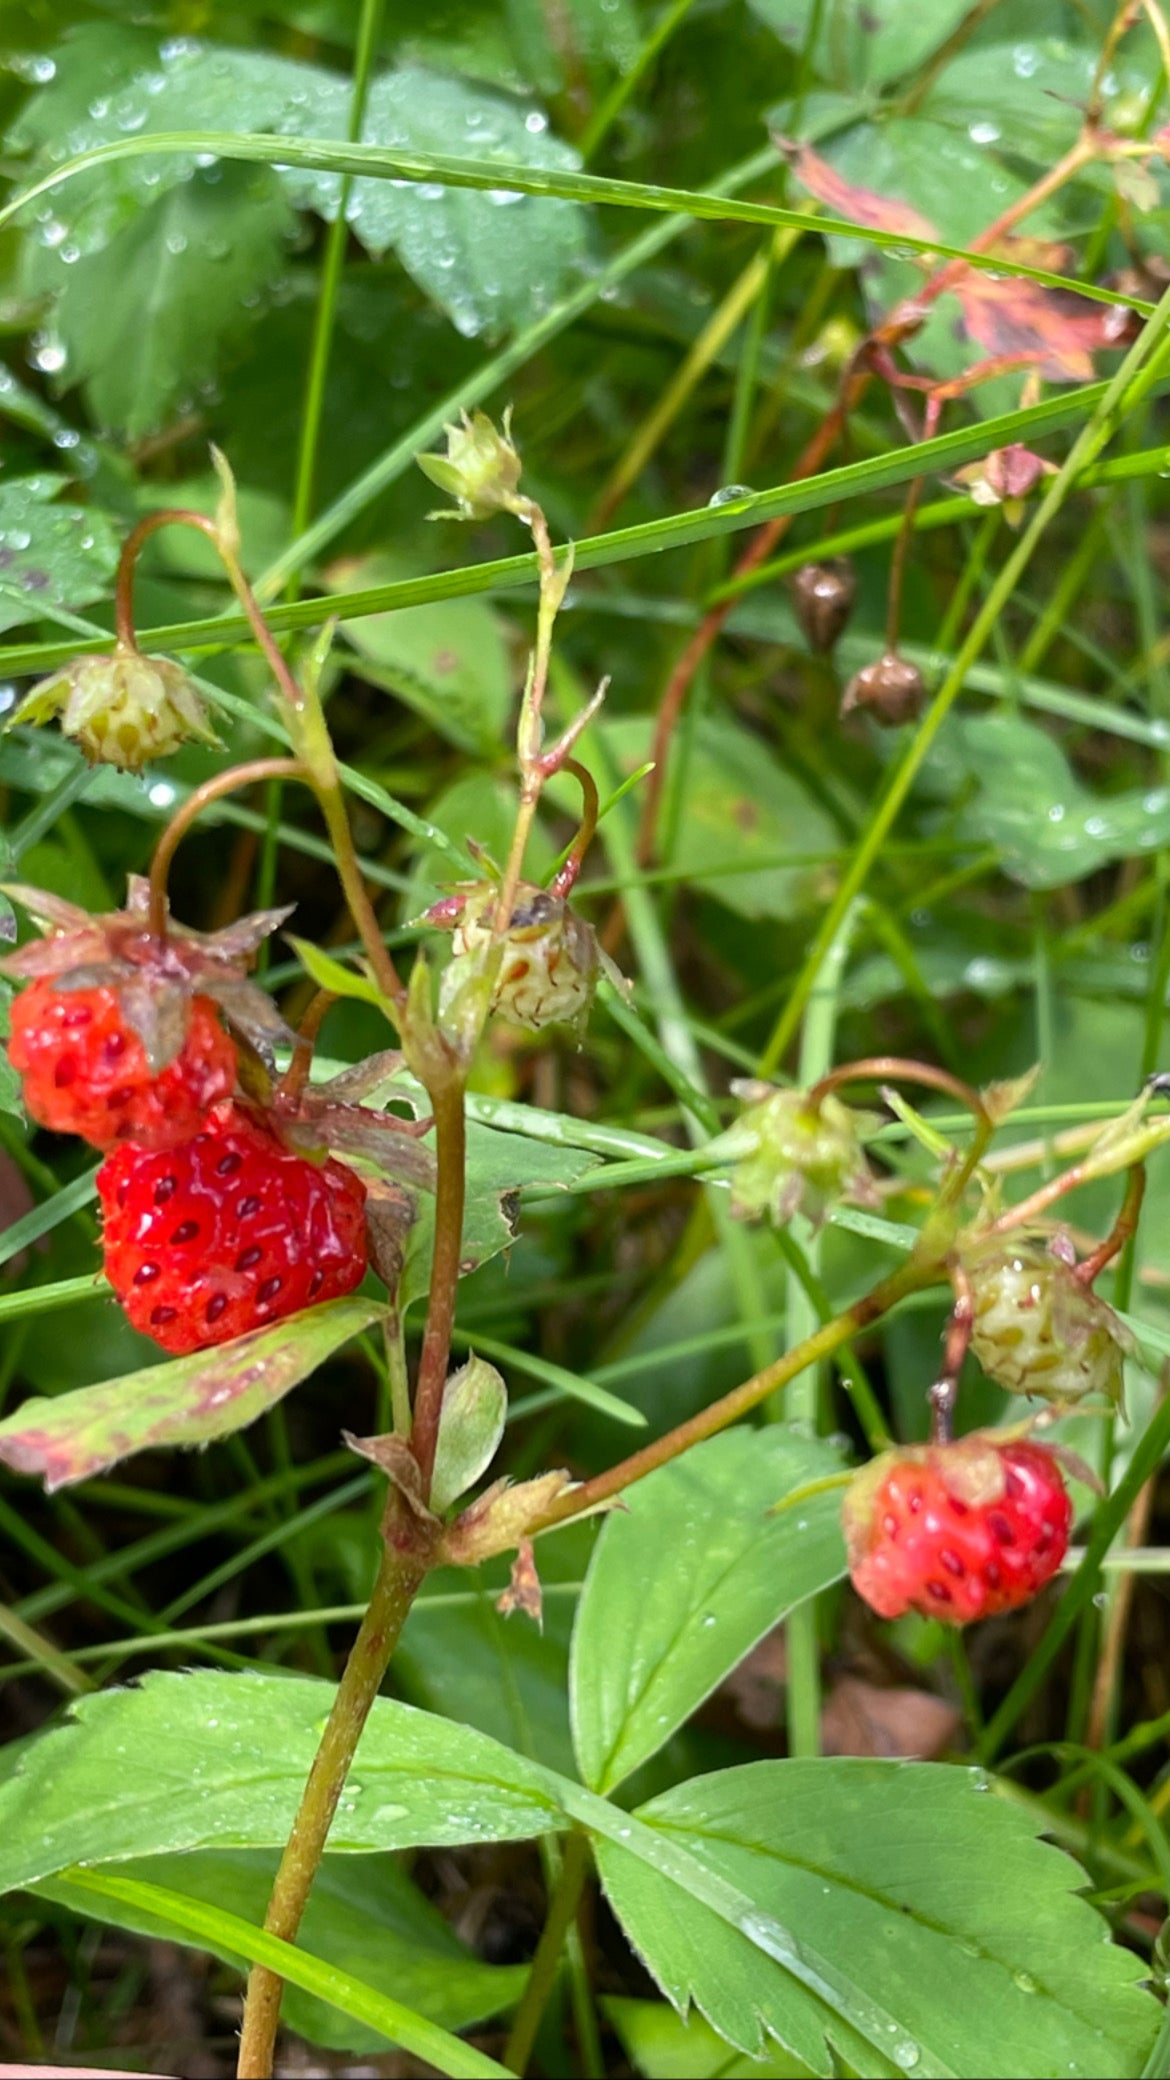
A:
13;641;218;770
965;1237;1131;1409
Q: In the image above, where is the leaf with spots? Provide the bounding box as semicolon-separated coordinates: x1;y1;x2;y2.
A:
0;1294;387;1490
0;475;119;637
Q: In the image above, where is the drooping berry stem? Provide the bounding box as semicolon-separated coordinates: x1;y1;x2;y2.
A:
930;1261;975;1443
548;757;600;899
147;758;305;938
807;1056;993;1133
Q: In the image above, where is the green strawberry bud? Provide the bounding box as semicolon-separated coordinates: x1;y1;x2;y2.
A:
416;408;526;521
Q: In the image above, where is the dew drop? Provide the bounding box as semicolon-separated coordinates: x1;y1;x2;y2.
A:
892;2040;920;2071
708;483;753;506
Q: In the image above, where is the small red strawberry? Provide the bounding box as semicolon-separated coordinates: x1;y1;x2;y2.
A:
843;1434;1072;1626
9;979;237;1150
98;1102;368;1355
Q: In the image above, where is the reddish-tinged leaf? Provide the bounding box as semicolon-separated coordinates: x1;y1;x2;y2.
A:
0;1295;386;1490
954;237;1136;381
952;442;1057;506
782;141;939;245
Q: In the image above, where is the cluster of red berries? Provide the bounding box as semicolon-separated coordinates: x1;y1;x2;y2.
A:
844;1435;1072;1627
10;978;368;1356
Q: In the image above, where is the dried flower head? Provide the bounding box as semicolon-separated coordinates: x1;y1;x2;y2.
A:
1;878;294;1075
791;558;857;654
840;652;926;728
12;642;218;771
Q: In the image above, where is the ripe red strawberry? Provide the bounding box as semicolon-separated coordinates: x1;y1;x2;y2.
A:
843;1434;1072;1626
98;1102;368;1355
9;979;237;1150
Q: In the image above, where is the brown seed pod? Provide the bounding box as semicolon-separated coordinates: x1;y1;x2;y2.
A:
791;558;857;653
840;652;926;727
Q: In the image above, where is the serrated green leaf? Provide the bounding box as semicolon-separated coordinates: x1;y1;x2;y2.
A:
28;162;294;437
0;1294;387;1490
0;1668;565;1892
298;64;589;337
39;1848;524;2054
921;712;1170;888
571;1430;848;1794
14;34;588;339
605;1997;815;2079
595;1763;1159;2077
0;475;119;636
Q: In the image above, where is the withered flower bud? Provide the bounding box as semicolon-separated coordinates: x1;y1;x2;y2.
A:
11;641;218;772
840;652;926;727
791;557;857;653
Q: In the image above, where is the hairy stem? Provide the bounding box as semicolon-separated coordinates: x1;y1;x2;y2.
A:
236;1525;426;2077
408;1076;468;1493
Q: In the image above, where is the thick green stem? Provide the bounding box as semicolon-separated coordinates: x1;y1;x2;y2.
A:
503;1831;592;2075
236;1525;426;2077
409;1077;468;1493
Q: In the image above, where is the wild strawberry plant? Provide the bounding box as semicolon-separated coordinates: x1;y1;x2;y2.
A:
3;3;1170;2077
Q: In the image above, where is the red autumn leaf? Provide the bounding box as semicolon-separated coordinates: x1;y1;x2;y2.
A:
783;141;939;246
955;236;1137;381
784;147;1136;384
